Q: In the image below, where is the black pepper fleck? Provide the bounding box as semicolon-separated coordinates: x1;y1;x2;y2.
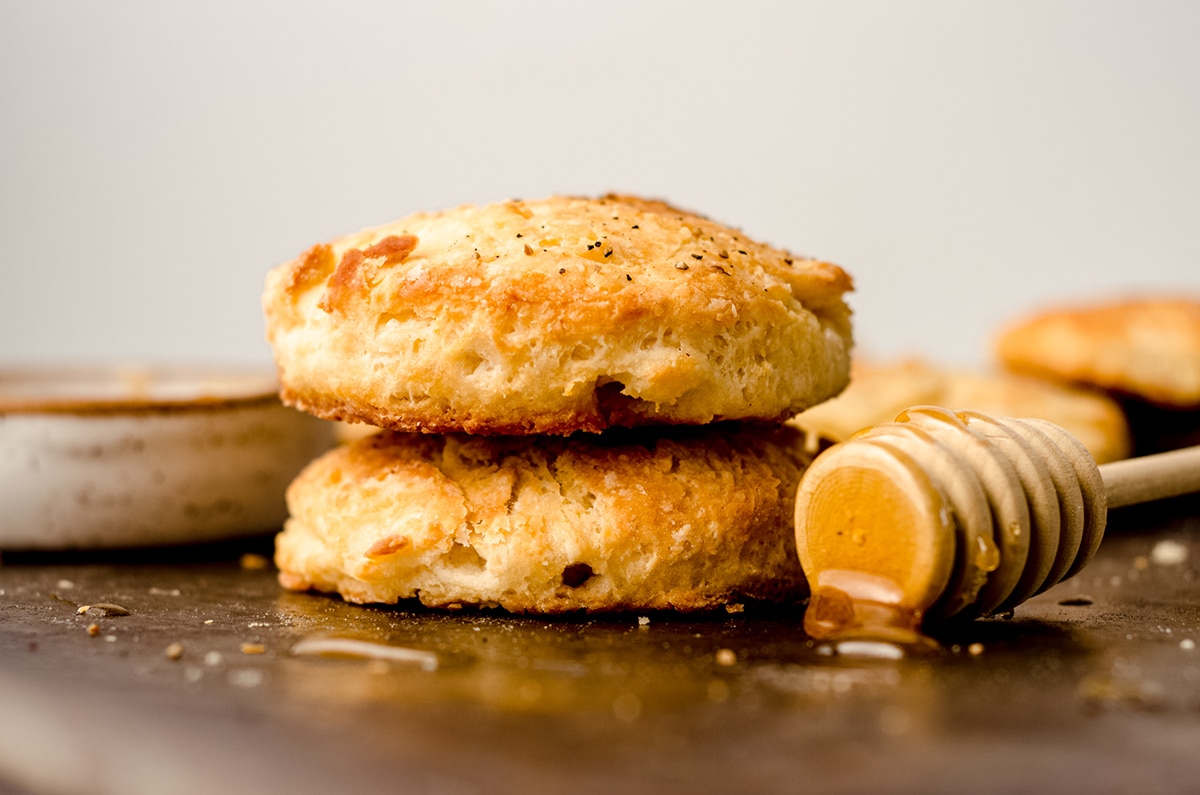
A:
516;233;523;238
719;251;729;259
559;267;566;274
631;224;640;229
737;250;747;255
691;254;703;260
625;274;632;281
604;248;613;258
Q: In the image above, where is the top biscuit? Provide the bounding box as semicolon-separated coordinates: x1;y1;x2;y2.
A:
994;296;1200;409
263;195;854;435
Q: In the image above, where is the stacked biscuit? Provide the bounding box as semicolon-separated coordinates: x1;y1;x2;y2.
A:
262;195;854;612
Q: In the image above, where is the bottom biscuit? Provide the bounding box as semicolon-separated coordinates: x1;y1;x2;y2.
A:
275;425;811;612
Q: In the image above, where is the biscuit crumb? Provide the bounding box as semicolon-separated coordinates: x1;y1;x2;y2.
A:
86;623;100;637
165;643;184;661
967;642;985;656
240;643;266;655
715;648;737;666
1150;540;1188;566
240;553;270;570
77;603;131;617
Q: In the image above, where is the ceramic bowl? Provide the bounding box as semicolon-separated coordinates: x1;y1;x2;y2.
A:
0;365;336;550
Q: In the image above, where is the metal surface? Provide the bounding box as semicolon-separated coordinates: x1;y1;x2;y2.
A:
1;498;1198;795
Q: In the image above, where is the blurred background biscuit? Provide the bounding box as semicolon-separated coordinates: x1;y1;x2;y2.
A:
790;357;1131;464
994;296;1200;454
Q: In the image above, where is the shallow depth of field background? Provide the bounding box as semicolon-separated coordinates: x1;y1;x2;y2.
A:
2;1;1197;371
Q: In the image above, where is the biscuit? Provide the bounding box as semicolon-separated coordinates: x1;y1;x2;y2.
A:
789;358;1131;464
994;296;1200;409
263;195;853;435
274;424;811;612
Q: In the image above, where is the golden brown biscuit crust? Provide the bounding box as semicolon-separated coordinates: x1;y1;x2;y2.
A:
263;195;853;435
790;357;1131;464
994;297;1200;409
274;424;811;612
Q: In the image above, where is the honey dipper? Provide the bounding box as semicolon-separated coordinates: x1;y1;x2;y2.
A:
794;405;1200;642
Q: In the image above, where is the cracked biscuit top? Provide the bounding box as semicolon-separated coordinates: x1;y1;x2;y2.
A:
263;194;854;435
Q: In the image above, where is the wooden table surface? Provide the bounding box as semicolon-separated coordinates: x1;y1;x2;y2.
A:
2;497;1198;795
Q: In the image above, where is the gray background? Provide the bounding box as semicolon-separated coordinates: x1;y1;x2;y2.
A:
2;1;1197;370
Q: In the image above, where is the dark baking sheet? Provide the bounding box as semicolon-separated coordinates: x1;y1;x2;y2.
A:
2;498;1199;795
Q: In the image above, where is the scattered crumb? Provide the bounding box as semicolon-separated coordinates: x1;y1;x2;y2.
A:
967;643;985;656
86;623;100;637
149;587;181;597
240;553;270;571
240;643;266;655
229;670;264;688
165;643;184;661
1182;639;1196;651
724;603;745;614
204;619;214;625
204;651;224;667
715;648;737;666
1150;539;1188;566
77;603;131;617
1077;673;1165;711
55;579;76;590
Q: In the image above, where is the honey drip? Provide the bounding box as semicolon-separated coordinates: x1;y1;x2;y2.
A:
804;571;941;656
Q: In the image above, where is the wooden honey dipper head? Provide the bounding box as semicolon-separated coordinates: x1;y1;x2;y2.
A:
794;405;1200;644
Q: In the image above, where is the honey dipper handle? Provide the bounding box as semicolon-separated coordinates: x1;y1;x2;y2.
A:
1098;444;1200;510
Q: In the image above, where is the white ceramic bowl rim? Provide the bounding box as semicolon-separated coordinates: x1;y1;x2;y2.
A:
0;365;282;415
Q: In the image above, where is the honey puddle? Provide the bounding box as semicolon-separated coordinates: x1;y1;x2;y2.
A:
804;571;942;658
290;634;439;671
